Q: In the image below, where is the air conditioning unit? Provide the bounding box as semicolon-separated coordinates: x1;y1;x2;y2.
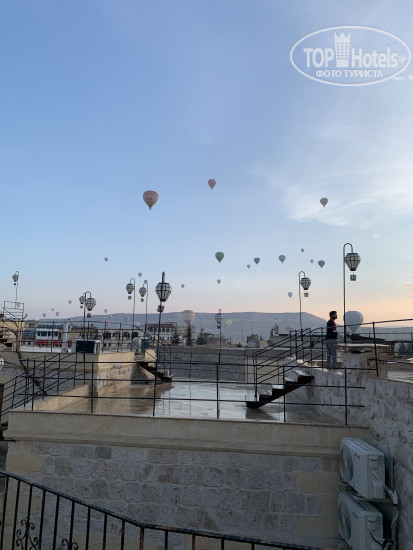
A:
338;492;383;550
340;438;385;499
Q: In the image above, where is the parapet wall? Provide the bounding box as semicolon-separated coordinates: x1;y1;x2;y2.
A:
5;411;368;549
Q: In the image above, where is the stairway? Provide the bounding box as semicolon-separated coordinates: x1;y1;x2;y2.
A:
246;368;314;409
137;361;174;382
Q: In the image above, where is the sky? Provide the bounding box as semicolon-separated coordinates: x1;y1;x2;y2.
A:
1;0;413;324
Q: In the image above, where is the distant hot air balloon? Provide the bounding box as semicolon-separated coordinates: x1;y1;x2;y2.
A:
181;284;185;288
217;279;221;284
182;310;195;325
104;309;108;314
247;264;251;269
301;249;304;253
320;197;328;207
143;190;159;210
42;313;46;318
51;308;54;312
226;320;232;326
288;292;293;298
104;257;109;262
344;311;364;333
208;179;216;190
279;255;286;264
144;279;148;284
318;260;325;268
215;252;224;263
138;273;142;278
16;302;21;308
254;257;260;265
310;259;314;263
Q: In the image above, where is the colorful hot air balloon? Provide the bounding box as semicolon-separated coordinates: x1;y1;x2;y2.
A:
247;264;251;269
215;252;224;263
279;255;286;264
288;292;293;298
254;257;260;265
318;260;325;268
217;279;221;284
320;197;328;207
226;320;232;326
208;179;216;190
143;190;159;210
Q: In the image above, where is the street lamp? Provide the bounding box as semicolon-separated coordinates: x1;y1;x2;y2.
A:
139;280;149;331
343;243;361;343
80;291;96;339
298;271;311;334
12;271;19;303
215;309;223;342
153;272;172;416
126;278;136;348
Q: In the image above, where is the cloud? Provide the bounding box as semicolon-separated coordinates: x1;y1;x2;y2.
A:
397;282;413;287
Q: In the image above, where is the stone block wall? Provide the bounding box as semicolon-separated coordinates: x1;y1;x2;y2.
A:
5;412;368;549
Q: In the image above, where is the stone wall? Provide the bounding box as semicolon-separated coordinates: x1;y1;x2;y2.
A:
5;411;368;549
297;346;413;550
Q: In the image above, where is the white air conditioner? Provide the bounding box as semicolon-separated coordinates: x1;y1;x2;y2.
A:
338;492;383;550
340;438;385;499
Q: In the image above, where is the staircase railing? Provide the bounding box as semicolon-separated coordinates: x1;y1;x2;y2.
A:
250;328;326;403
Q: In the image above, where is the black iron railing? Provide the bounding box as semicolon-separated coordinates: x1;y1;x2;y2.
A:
0;471;320;550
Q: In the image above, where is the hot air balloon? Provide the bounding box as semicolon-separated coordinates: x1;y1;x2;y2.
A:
182;310;195;325
143;190;159;210
344;311;364;333
301;249;304;253
310;259;314;264
226;320;232;326
138;273;142;278
247;264;251;269
217;279;221;284
288;292;293;298
279;255;286;264
104;257;109;262
181;284;185;288
318;260;325;268
16;302;21;308
51;308;54;312
320;197;328;207
144;279;148;284
104;309;108;314
42;313;46;318
208;179;216;190
254;257;260;265
215;252;224;263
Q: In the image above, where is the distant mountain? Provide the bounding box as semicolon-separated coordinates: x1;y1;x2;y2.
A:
47;311;326;342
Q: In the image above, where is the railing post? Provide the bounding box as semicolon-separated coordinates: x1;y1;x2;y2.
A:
31;360;36;410
372;321;379;376
90;360;94;414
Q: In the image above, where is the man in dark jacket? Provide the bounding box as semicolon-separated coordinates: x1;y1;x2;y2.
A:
326;310;338;369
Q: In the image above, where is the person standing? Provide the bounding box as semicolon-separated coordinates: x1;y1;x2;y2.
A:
326;310;338;369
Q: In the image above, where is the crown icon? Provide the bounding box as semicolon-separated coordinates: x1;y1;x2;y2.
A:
334;32;351;67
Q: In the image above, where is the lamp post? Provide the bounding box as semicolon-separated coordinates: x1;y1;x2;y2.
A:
126;278;136;349
139;280;149;331
153;272;172;416
80;291;96;339
343;243;361;343
215;309;223;418
12;271;19;303
298;271;311;334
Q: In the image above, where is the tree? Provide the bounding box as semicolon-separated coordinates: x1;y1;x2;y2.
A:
186;324;193;346
196;329;207;346
171;327;181;345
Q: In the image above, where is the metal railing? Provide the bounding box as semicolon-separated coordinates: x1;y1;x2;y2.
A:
0;470;320;550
